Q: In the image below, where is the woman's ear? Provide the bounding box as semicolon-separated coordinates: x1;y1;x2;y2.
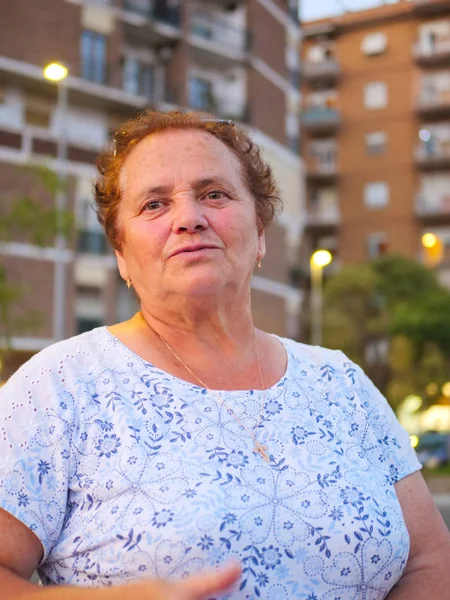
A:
115;249;129;282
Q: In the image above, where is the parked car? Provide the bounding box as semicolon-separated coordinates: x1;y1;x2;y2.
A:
416;431;450;469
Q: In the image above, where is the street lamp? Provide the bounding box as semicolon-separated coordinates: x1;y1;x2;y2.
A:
310;249;332;346
421;232;443;267
43;62;69;341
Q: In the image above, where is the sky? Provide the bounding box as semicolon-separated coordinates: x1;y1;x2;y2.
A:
301;0;401;23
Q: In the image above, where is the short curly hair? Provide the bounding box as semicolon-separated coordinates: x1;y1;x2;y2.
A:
94;110;282;250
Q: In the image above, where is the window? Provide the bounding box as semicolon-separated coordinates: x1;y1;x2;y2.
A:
123;57;154;98
81;30;107;84
364;82;388;110
75;286;104;334
366;131;387;156
288;136;299;154
124;0;151;17
289;69;300;89
78;230;108;254
362;32;387;56
189;78;214;111
418;20;450;56
367;233;388;259
306;44;334;63
287;0;299;21
364;182;389;209
77;317;103;334
309;139;337;172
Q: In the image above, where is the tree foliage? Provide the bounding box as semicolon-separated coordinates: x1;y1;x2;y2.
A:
0;164;73;355
321;254;450;410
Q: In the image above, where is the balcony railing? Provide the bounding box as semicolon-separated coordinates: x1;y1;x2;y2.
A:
302;108;340;131
413;39;450;65
78;230;109;255
123;0;181;27
307;162;338;181
190;12;248;53
417;91;450;116
416;144;450;169
302;59;340;83
416;193;450;218
306;207;340;228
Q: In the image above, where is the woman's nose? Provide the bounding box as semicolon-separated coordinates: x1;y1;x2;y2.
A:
172;197;209;233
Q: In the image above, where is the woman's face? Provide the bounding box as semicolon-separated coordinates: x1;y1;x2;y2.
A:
115;129;265;303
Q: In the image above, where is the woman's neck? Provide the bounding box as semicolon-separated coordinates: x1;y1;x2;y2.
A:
138;286;256;353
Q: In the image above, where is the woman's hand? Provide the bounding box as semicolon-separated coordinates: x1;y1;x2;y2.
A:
167;561;242;599
102;562;242;600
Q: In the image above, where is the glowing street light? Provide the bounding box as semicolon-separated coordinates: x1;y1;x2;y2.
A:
421;232;443;267
43;62;69;341
422;232;438;248
310;249;333;346
43;62;68;82
311;249;332;269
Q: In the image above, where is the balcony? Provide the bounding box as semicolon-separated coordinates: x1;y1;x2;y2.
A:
302;108;340;134
123;0;180;26
302;59;340;84
412;0;450;16
413;40;450;66
307;162;338;184
305;207;341;229
189;12;249;67
416;90;450;118
190;96;249;123
416;144;450;170
122;0;181;45
416;193;450;222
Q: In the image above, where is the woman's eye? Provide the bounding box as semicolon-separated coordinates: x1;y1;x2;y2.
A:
207;191;226;200
144;201;162;211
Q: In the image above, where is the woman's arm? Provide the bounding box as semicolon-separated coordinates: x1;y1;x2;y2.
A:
387;471;450;598
0;509;241;600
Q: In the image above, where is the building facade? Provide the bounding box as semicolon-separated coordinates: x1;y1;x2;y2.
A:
301;0;450;283
0;0;304;380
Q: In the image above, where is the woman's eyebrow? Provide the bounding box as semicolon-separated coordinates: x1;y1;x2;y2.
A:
136;184;172;200
192;177;234;190
137;177;233;200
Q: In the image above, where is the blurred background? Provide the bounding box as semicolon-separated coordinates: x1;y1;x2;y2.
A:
0;0;449;524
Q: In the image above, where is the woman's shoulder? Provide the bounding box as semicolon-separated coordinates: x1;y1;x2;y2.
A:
2;327;112;389
277;336;349;371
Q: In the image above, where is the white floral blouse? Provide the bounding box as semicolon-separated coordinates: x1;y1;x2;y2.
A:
0;328;421;599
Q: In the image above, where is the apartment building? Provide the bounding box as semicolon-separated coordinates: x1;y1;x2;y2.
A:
0;0;304;379
301;0;450;284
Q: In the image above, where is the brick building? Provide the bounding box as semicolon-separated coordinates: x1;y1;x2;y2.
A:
0;0;304;380
301;0;450;282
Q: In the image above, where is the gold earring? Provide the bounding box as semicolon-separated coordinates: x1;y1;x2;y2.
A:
126;279;132;289
257;258;262;269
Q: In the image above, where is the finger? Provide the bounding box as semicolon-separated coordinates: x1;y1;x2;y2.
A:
178;561;242;599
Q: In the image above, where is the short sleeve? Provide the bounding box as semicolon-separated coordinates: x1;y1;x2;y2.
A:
0;357;72;562
340;353;422;484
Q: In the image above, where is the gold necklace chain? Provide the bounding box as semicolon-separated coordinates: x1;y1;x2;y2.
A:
150;325;270;462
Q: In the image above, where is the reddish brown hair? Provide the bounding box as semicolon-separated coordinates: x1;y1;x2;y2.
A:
94;110;282;249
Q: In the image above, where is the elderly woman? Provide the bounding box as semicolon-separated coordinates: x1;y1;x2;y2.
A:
0;111;449;600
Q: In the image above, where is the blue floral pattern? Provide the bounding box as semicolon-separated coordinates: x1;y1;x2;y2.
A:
0;328;421;597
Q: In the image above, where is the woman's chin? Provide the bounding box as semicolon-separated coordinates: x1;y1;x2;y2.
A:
172;272;227;298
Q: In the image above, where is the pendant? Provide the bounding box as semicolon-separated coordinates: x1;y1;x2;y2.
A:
253;441;270;462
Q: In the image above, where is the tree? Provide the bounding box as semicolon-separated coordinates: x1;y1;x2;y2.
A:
320;254;450;410
0;164;73;373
